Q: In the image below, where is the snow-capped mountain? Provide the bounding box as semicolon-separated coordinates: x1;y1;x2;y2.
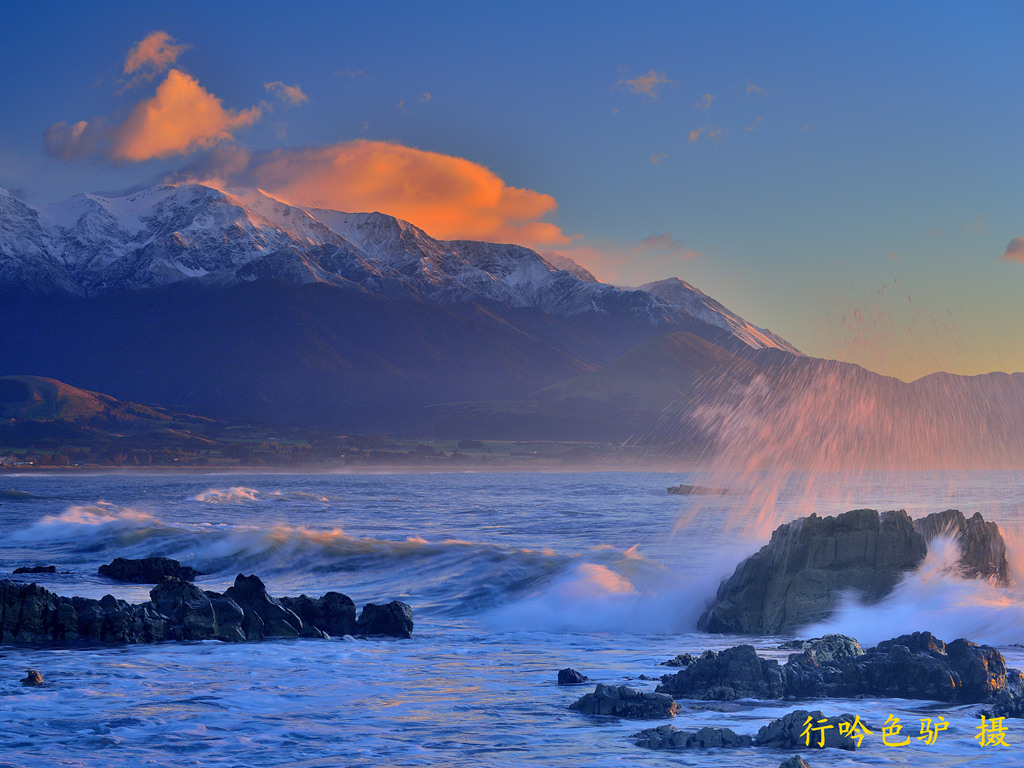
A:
0;183;798;354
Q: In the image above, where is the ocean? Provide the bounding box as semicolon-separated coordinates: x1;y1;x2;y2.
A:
1;470;1022;767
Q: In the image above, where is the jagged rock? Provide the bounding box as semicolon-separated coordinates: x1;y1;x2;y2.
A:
913;509;1009;583
557;668;589;685
699;509;1009;634
656;645;785;700
779;756;812;768
280;592;356;637
778;635;863;664
356;601;414;638
662;653;696;667
0;576;407;645
569;683;678;719
755;710;857;750
13;565;56;574
99;557;201;584
661;632;1016;704
633;723;750;749
698;509;927;634
21;670;44;686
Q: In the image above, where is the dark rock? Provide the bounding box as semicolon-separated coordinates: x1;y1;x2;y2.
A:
0;576;408;645
224;574;304;638
21;669;44;686
356;601;414;638
557;667;589;685
698;509;927;634
656;645;785;700
13;565;56;574
779;756;812;768
280;592;356;637
699;509;1009;635
777;635;863;664
662;652;696;667
99;557;201;584
633;723;750;749
662;632;1016;704
913;509;1009;583
569;683;678;719
755;710;857;750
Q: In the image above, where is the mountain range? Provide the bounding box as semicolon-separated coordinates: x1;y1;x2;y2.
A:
2;182;1023;466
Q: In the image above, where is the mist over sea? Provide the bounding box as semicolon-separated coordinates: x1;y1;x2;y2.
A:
2;470;1023;766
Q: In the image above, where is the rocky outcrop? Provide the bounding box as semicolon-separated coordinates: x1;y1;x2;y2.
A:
557;668;590;685
99;557;202;584
779;757;812;768
0;574;412;644
698;508;1007;634
658;632;1017;704
914;509;1009;583
755;710;857;750
655;645;785;700
633;723;750;749
13;566;56;574
778;635;864;664
569;684;678;718
21;670;44;686
355;601;414;639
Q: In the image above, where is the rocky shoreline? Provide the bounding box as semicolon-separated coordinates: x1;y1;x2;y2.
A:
0;569;413;644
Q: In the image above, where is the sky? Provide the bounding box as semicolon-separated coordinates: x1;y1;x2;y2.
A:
1;1;1022;381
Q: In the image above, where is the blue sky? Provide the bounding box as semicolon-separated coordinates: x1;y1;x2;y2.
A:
2;1;1022;380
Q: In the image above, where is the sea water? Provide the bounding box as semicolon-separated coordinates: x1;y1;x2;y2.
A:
1;471;1023;767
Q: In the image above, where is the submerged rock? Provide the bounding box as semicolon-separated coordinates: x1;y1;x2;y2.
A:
633;723;750;749
21;670;44;686
569;683;678;719
99;557;202;584
698;508;1007;634
13;565;56;575
557;668;590;685
779;757;812;768
0;575;412;645
658;631;1016;704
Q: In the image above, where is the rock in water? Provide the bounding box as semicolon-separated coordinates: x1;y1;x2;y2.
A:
13;565;56;574
280;592;357;637
755;710;857;750
569;683;678;719
655;645;786;700
21;670;44;686
356;601;414;638
699;509;1009;634
557;668;590;685
913;509;1009;583
99;557;201;584
779;757;812;768
633;723;750;749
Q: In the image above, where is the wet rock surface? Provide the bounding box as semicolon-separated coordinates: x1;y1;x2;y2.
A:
0;574;412;644
698;508;1007;634
98;557;202;584
658;631;1016;704
20;669;44;686
13;566;56;575
755;710;857;750
778;757;812;768
569;683;678;719
632;723;750;749
557;668;590;685
355;601;414;639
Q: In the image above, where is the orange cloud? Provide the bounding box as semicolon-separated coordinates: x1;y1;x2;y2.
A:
265;81;308;105
112;69;261;161
618;70;676;100
695;93;715;111
1001;237;1024;261
124;31;188;82
188;141;570;247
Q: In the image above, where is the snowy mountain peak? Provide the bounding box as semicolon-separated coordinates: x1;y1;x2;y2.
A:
0;183;799;354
